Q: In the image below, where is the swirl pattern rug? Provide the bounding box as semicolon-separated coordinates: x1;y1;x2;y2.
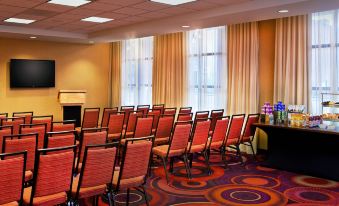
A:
87;153;339;206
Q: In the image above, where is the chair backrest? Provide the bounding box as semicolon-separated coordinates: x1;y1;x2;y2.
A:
20;123;47;149
45;130;77;152
32;115;53;132
211;116;230;144
52;120;76;132
107;112;125;135
133;117;153;138
152;104;165;114
226;114;246;141
169;122;192;152
13;111;33;124
101;107;118;127
155;115;175;139
190;119;211;149
136;105;150;115
28;145;76;205
125;111;143;133
177;113;193;121
1;117;25;135
0;113;8;120
210;109;224;131
81;108;100;129
179;107;192;114
74;143;118;199
0;151;27;205
116;136;153;190
242;114;260;140
120;106;135;125
147;109;162;129
163;107;177;115
3;133;38;171
0;125;13;153
195;111;209;120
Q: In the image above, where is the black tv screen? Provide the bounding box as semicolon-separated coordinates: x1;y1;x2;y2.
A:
10;59;55;88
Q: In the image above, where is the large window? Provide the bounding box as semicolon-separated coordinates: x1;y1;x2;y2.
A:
186;26;227;111
311;10;339;114
121;36;153;106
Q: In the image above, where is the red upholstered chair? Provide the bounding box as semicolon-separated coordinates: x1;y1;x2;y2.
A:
111;136;153;206
0;113;8;121
153;114;175;146
3;133;38;184
107;112;125;142
32;115;53;133
179;107;192;114
76;108;100;133
240;114;260;160
137;105;150;115
153;121;192;183
23;145;77;206
120;106;135;127
20;123;47;149
0;125;13;153
195;111;209;120
187;119;211;174
147;109;162;134
45;130;77;152
121;116;153;145
72;142;118;206
152;104;165;114
1;117;25;135
52;120;76;132
123;111;143;139
177;113;193;121
101;107;118;127
163;107;177;115
13;111;33;124
209;109;224;133
0;151;27;206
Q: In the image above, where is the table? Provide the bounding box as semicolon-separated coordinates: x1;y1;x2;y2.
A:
253;123;339;181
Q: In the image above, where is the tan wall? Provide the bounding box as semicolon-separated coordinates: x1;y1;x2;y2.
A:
257;19;276;149
0;38;111;121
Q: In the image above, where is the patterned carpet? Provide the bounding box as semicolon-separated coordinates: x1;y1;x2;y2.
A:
89;152;339;206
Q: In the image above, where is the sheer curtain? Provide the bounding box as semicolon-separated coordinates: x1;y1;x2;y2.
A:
310;10;339;114
121;36;153;106
186;26;227;112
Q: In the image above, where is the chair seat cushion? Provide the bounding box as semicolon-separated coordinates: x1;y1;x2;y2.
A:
71;175;106;199
226;138;238;146
23;187;67;206
1;201;19;206
241;136;251;143
187;142;205;153
154;137;169;146
108;133;121;141
152;145;184;157
112;171;145;189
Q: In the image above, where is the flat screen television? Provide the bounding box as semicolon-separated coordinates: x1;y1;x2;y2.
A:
10;59;55;88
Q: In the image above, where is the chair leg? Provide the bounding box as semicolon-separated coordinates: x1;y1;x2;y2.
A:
203;151;211;175
107;191;113;206
236;144;244;165
141;185;149;206
161;156;169;184
189;153;193;168
183;154;192;179
95;195;99;206
126;188;130;206
221;147;228;169
249;142;257;161
169;157;174;173
110;190;116;206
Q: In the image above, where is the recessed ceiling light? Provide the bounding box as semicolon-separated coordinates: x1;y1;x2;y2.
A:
81;16;113;23
48;0;91;7
182;25;190;28
278;9;289;13
4;18;35;24
30;36;37;39
150;0;196;6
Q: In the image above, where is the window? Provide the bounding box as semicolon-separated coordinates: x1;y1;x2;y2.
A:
186;26;227;111
311;10;339;114
121;37;153;106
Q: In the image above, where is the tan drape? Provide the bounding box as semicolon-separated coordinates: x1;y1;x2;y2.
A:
274;15;308;106
110;41;121;107
152;32;186;107
227;22;259;115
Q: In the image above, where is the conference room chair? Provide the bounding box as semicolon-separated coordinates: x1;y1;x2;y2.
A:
45;130;77;152
107;112;125;142
1;116;25;135
23;145;77;206
72;142;118;206
76;108;100;134
19;123;47;149
179;107;192;114
177;113;193;121
120;106;135;127
208;116;230;168
187;118;212;175
209;109;224;134
0;151;27;206
152;104;165;114
195;111;210;120
52;120;76;132
240;113;260;160
0;125;13;153
76;128;108;173
3;133;38;184
137;105;150;115
13;111;34;124
121;116;153;145
32;115;53;132
224;114;246;166
147;109;162;134
111;136;153;206
101;107;119;127
123;111;143;139
153;114;175;146
153;121;192;184
0;112;8;120
163;107;177;115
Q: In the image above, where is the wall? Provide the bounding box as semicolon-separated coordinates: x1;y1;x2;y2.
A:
257;19;276;149
0;38;111;121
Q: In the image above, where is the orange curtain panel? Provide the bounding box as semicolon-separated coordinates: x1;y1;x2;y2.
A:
274;15;309;106
111;41;122;107
152;32;187;108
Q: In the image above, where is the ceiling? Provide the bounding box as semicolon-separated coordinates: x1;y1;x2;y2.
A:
0;0;339;43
